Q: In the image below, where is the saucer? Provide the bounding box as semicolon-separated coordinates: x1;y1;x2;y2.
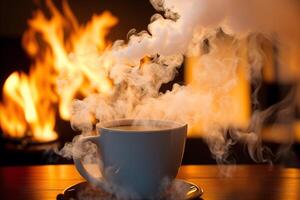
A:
57;179;203;199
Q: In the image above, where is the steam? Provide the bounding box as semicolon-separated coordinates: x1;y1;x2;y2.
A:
72;178;189;200
58;0;300;197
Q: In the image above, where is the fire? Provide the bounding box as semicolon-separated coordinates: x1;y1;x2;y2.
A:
0;0;118;142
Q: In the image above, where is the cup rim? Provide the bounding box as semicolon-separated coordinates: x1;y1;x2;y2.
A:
96;119;187;133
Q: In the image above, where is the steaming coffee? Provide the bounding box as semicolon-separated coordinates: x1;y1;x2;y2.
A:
73;119;187;199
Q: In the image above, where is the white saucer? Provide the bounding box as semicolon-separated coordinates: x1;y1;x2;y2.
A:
57;179;203;199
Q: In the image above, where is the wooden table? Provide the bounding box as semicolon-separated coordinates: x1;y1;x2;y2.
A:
0;164;299;200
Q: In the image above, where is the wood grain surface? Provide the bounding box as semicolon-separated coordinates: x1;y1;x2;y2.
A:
0;164;299;200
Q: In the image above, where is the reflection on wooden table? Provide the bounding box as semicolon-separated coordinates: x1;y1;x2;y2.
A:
0;164;299;200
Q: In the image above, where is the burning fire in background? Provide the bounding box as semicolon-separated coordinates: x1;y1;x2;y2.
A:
1;0;300;151
0;0;252;143
0;0;118;142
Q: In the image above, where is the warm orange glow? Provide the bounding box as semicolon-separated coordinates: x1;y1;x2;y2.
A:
185;38;251;136
0;0;118;142
292;121;300;142
261;38;276;83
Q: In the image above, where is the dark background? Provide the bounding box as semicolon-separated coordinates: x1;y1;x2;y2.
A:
0;0;299;167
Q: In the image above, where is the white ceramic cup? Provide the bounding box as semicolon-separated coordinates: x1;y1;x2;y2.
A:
74;119;187;198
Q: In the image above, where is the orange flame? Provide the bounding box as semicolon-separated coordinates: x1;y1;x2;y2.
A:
0;0;118;142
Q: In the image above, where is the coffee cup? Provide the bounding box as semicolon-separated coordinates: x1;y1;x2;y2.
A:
74;119;187;198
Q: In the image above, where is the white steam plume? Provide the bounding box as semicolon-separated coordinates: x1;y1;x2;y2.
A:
59;0;300;196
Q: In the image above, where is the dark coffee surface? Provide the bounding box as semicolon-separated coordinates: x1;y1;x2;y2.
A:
109;125;171;131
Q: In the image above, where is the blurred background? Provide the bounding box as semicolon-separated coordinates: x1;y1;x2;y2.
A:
0;0;299;166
